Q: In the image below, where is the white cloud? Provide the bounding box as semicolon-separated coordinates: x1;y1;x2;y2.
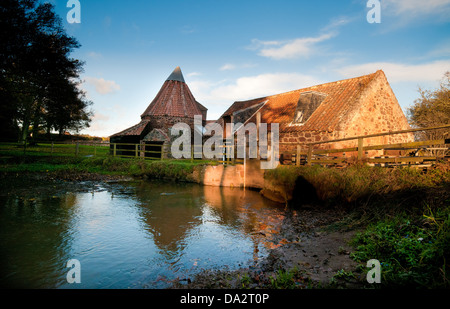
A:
219;63;257;71
337;60;450;83
87;51;102;59
220;64;236;71
247;16;352;61
92;112;110;122
383;0;450;17
84;77;121;95
250;33;335;60
190;73;322;106
187;72;202;77
381;0;450;25
321;16;353;32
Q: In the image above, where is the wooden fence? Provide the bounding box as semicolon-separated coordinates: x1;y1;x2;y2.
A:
1;140;243;164
4;124;448;169
111;142;165;160
281;124;450;168
111;142;244;164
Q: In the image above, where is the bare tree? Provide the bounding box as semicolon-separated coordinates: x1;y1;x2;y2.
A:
408;72;450;140
407;72;450;157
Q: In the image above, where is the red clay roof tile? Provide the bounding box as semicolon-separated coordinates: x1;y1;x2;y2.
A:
220;71;381;133
141;67;204;119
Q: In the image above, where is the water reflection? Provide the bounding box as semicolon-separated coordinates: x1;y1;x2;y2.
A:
132;182;204;253
0;180;285;289
0;193;78;288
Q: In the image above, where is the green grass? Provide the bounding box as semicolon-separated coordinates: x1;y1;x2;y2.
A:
350;204;450;288
265;163;450;288
0;142;215;181
0;142;110;158
265;164;450;206
269;268;304;289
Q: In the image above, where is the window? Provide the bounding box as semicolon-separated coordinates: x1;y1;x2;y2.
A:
292;91;327;125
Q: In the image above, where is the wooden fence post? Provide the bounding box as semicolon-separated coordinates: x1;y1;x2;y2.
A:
358;138;364;161
296;145;301;166
113;143;117;157
307;145;313;166
160;144;164;160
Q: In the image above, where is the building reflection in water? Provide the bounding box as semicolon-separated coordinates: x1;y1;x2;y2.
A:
0;179;287;288
131;181;286;265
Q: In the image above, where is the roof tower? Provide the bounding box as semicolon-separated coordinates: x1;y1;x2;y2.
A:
141;66;203;119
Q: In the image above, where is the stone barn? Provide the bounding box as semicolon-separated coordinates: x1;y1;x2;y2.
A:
218;70;413;160
110;66;207;158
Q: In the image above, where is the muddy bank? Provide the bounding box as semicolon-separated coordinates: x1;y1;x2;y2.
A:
172;206;364;289
1;170;133;184
0;171;134;201
260;208;362;287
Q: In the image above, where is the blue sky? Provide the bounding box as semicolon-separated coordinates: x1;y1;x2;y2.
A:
51;0;450;137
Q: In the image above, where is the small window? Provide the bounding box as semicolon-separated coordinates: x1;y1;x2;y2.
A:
292;91;327;125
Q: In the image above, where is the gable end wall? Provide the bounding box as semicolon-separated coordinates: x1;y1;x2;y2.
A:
278;72;414;156
335;71;414;153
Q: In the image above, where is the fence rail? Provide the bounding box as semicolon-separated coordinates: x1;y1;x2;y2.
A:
0;141;245;165
281;124;450;168
1;124;449;169
111;142;245;164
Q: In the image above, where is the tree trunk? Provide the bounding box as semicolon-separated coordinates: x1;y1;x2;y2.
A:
18;96;37;145
30;103;42;144
19;117;30;145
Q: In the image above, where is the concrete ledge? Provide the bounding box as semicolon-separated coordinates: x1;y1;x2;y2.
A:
190;160;288;204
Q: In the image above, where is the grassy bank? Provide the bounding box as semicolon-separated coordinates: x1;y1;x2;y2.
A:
265;164;450;206
0;153;212;181
0;142;221;181
265;164;450;288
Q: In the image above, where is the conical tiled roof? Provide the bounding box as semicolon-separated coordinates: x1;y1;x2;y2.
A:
141;67;203;119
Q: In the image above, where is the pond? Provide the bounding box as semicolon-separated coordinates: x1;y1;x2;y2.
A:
0;179;286;289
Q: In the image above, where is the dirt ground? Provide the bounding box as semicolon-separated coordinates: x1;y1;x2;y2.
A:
174;206;366;289
262;208;363;287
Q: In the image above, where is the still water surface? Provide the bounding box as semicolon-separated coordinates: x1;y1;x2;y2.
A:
0;180;284;289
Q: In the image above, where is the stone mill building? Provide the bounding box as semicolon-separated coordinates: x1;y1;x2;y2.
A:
218;70;413;159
